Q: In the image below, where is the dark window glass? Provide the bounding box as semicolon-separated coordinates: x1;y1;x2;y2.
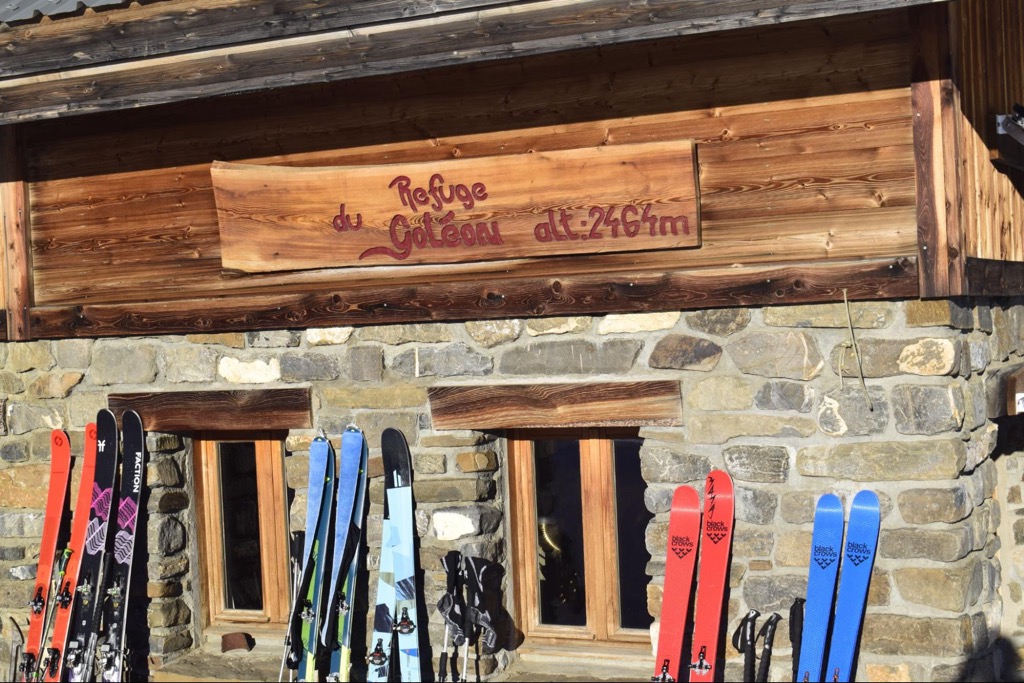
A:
613;438;654;630
218;442;263;610
533;439;587;627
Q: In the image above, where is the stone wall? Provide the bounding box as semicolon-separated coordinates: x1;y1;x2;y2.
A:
0;298;1022;681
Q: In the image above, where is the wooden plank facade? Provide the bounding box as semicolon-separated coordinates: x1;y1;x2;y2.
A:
0;0;1021;342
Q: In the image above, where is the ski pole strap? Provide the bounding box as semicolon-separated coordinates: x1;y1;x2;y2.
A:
731;609;759;683
790;598;806;682
755;612;781;683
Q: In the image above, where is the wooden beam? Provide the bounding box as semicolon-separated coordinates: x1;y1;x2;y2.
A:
0;126;31;339
0;0;944;124
0;0;513;79
910;2;965;298
107;388;312;431
26;257;919;339
965;257;1024;295
428;382;682;430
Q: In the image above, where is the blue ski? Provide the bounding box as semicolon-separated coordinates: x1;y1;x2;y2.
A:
284;435;334;677
825;490;880;683
322;426;368;681
334;431;370;681
367;428;421;682
797;494;844;683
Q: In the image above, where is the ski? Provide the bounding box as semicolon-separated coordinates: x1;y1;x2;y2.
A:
824;491;879;683
797;494;844;683
334;429;369;683
305;436;337;680
324;426;369;682
652;485;701;683
20;430;73;683
367;428;421;682
687;470;734;680
42;422;98;683
64;409;120;683
98;410;146;682
284;434;334;677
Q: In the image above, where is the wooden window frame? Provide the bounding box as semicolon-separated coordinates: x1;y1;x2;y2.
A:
507;429;650;649
193;430;291;627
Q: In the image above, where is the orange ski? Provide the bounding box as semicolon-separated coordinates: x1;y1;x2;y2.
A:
20;430;73;682
41;423;98;682
688;470;735;681
652;486;701;682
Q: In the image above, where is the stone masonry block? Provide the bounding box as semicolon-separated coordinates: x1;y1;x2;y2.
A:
860;614;974;657
798;440;966;481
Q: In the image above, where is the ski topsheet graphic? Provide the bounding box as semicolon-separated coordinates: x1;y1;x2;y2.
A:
99;410;146;682
653;486;701;683
367;428;421;683
825;491;879;683
688;470;734;680
798;494;845;683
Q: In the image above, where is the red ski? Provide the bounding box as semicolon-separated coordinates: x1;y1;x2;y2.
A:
653;486;701;682
20;430;73;682
41;422;98;682
688;470;735;681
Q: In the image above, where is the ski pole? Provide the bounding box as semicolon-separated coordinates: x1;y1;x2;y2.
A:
790;598;805;683
437;550;463;683
731;609;759;683
8;618;24;683
279;558;301;682
755;613;781;683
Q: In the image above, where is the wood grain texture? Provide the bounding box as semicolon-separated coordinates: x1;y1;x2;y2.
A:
0;0;939;123
953;0;1024;264
212;142;700;272
28;257;919;338
910;3;964;297
0;127;31;339
107;388;312;431
428;382;682;430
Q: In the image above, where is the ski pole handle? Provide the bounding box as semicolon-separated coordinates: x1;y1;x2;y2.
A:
755;613;781;683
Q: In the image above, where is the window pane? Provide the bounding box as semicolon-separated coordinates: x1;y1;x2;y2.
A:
613;438;654;630
533;439;587;627
218;442;264;611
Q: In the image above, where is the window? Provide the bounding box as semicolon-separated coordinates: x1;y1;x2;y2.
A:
508;430;654;647
193;432;290;626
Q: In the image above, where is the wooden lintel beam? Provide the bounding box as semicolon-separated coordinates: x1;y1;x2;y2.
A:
26;257;920;339
428;381;683;430
0;126;31;339
108;388;312;432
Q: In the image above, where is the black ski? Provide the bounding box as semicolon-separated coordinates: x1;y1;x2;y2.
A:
99;411;145;682
64;410;120;683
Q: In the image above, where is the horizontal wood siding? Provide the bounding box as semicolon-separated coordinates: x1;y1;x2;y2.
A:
13;12;921;337
955;0;1024;265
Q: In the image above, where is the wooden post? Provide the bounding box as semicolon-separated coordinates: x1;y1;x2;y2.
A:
0;125;32;339
910;3;965;298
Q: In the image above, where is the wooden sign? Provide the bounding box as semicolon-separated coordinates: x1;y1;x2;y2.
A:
212;141;700;273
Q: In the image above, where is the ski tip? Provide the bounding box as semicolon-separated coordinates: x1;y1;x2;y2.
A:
671;485;700;510
817;492;844;510
121;410;143;430
851;489;880;507
704;469;734;492
51;429;69;450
